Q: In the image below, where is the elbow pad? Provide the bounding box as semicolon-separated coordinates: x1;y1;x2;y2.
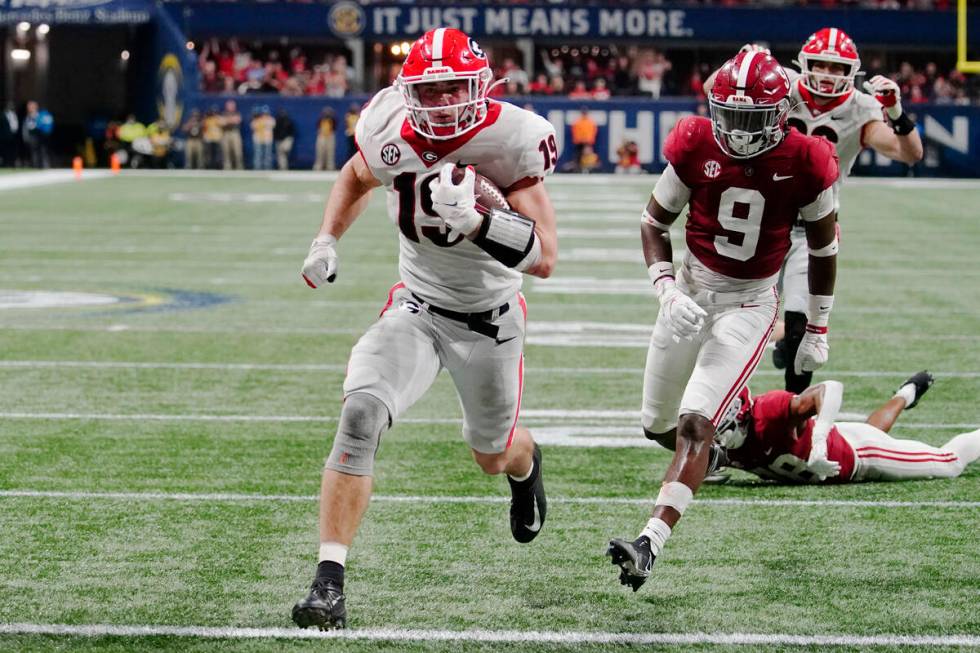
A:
472;208;538;270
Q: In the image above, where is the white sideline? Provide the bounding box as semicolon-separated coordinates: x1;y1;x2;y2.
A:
0;411;972;430
1;489;977;509
1;360;979;379
0;623;977;646
0;169;111;191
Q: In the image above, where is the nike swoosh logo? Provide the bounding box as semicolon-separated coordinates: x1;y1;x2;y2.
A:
438;201;459;207
524;497;541;533
772;174;793;181
495;336;517;346
819;305;831;311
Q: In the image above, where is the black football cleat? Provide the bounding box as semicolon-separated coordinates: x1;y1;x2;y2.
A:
508;444;546;543
291;578;347;630
607;536;655;592
772;338;788;370
898;370;934;409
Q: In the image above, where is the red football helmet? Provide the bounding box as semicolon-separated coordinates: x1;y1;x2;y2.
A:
396;28;498;140
796;27;861;98
716;386;752;450
709;51;792;159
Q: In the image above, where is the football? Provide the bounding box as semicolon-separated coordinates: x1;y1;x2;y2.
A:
451;165;510;216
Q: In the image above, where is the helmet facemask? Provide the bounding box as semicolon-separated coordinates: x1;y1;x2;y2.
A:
798;54;859;97
709;96;791;159
715;395;750;450
397;69;496;140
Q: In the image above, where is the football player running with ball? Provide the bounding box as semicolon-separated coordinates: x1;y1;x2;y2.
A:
713;31;923;393
292;27;558;629
607;51;839;591
717;371;980;484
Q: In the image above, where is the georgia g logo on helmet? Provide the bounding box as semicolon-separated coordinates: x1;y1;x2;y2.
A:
708;50;792;159
395;27;502;141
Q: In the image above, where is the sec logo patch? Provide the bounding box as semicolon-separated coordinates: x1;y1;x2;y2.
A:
381;143;401;166
703;160;721;178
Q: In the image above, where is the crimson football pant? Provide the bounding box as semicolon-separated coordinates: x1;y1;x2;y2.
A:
642;286;778;434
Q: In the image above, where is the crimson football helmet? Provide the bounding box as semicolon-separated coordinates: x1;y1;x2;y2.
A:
396;27;499;140
709;50;792;159
715;386;752;450
796;27;861;98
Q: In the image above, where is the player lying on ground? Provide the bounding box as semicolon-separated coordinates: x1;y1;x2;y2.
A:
710;32;923;393
606;49;839;592
717;371;980;483
292;27;557;630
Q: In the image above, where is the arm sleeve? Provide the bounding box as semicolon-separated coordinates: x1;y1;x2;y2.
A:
799;186;834;221
799;137;839;207
652;164;692;214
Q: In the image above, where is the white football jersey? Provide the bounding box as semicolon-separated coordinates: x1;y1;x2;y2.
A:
356;87;557;312
786;69;884;209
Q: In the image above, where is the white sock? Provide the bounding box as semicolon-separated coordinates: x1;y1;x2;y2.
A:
942;429;980;466
509;458;534;483
894;384;917;408
639;517;672;557
318;541;348;567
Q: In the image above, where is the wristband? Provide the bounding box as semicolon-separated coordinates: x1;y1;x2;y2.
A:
807;294;834;328
892;112;916;136
648;261;675;296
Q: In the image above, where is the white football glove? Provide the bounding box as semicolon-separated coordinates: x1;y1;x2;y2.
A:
429;163;483;235
658;284;707;341
807;440;841;482
301;235;338;288
863;75;903;121
794;327;829;375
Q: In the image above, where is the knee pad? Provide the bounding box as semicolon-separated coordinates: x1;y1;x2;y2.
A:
325;393;390;476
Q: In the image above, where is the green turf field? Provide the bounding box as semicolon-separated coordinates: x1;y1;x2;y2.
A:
0;170;978;651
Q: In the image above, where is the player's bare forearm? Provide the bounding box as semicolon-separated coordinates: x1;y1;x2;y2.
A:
789;384;825;425
863;120;923;165
315;155;381;240
641;197;678;266
507;180;557;278
805;212;837;296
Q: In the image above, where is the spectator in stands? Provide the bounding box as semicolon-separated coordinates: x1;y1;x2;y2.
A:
203;107;223;169
612;55;637;95
250;106;275;170
274;108;296;171
592;78;611;100
637;50;671;99
615;140;642;174
571;108;598;166
182;110;204;170
221;100;244;170
343;103;359;160
568;80;592;100
0;102;18;167
498;57;529;94
314;107;336;171
201;60;223;93
528;73;551;95
579;144;600;174
22;101;53;168
148;119;172;169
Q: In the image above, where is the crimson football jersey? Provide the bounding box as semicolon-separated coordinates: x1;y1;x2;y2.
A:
664;116;839;280
726;389;856;483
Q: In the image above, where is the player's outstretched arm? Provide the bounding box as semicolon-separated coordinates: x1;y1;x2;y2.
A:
862;76;923;165
301;155;382;288
796;201;837;374
789;380;844;480
506;180;557;279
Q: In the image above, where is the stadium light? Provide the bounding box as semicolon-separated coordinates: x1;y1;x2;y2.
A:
16;21;30;33
37;23;50;36
185;41;195;51
10;49;31;61
400;41;410;54
390;44;400;56
120;50;130;61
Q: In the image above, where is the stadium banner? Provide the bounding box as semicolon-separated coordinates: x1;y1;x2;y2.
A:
167;2;972;47
182;94;980;177
0;0;152;25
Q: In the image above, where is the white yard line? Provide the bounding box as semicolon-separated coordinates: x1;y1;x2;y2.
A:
0;410;972;430
0;623;977;646
0;489;976;509
4;360;977;379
